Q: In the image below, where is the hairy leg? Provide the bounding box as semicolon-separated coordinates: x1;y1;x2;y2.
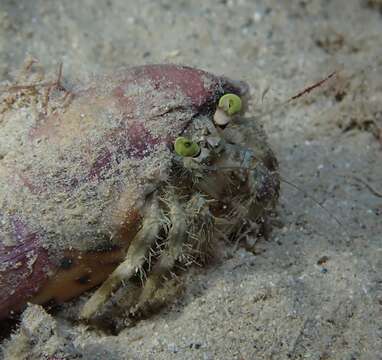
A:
135;194;187;311
135;192;217;312
81;197;161;319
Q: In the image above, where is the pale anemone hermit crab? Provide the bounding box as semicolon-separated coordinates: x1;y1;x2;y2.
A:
0;63;279;321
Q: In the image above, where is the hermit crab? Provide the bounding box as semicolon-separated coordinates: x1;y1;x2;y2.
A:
0;62;279;322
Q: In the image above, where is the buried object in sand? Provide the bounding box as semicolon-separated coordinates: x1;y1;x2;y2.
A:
0;63;279;320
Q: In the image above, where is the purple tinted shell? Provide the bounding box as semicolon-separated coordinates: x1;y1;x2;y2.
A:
0;64;248;319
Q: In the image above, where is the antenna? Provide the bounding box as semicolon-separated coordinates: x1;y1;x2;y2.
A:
254;71;338;119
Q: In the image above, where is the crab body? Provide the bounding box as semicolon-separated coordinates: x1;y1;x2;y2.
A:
0;64;279;320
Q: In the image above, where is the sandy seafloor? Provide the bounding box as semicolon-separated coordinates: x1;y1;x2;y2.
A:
0;0;382;359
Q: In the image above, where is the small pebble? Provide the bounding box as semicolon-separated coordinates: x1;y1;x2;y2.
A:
167;343;178;353
317;255;329;265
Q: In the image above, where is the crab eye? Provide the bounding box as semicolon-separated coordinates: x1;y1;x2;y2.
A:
174;137;200;157
218;93;242;116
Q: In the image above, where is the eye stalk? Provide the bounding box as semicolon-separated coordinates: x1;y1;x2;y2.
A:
174;137;200;157
218;93;242;116
214;93;242;126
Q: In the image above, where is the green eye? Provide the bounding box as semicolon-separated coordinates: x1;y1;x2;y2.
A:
174;137;200;157
218;93;242;116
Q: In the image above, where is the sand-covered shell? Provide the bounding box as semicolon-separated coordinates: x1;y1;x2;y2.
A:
0;64;249;319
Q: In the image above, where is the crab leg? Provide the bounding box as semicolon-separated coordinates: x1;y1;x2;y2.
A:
135;197;187;310
80;197;161;319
